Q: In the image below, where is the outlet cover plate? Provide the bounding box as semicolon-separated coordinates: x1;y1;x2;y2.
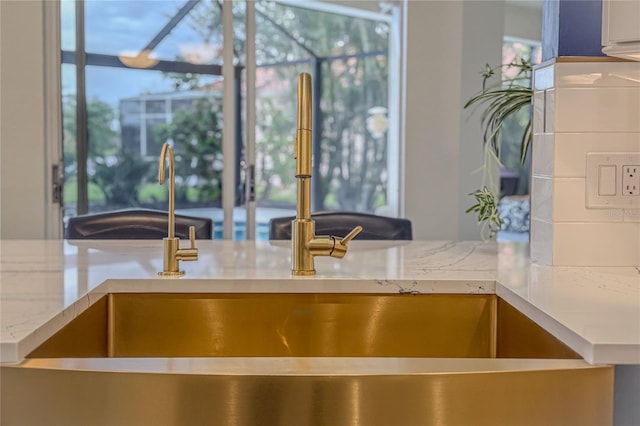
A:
586;152;640;209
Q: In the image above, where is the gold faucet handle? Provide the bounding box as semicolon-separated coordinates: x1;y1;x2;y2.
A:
331;225;363;259
340;225;363;245
188;226;196;249
175;225;198;262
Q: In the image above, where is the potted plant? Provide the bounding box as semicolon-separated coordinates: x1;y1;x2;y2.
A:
464;59;533;239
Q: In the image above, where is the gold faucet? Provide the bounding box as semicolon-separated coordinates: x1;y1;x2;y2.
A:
291;72;362;276
158;143;198;276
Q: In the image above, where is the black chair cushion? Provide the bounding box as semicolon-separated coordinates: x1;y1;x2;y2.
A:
65;209;213;240
269;211;412;240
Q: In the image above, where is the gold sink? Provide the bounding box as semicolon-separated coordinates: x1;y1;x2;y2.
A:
2;293;613;426
29;293;579;359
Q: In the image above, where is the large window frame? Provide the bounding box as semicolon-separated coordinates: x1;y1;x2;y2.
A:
56;0;403;239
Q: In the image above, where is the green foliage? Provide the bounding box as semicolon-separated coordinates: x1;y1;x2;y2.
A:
464;59;533;166
63;180;106;204
155;97;223;204
253;2;390;212
138;183;167;203
66;2;391;214
91;150;153;208
465;186;502;240
256;97;296;203
265;192;296;204
87;99;119;157
464;59;533;239
162;1;391;212
63;95;119;173
321;54;389;212
62;96;77;173
156;1;390;213
63;95;150;210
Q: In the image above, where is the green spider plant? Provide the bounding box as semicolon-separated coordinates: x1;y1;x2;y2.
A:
464;59;533;239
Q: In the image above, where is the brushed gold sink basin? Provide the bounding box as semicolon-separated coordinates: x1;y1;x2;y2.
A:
4;293;612;426
28;293;579;359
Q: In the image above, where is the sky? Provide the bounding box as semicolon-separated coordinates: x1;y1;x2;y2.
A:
60;0;386;106
61;0;218;106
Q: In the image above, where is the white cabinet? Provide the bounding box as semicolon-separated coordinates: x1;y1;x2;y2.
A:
602;0;640;60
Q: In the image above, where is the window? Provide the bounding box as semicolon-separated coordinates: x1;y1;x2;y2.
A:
499;37;541;196
61;0;399;239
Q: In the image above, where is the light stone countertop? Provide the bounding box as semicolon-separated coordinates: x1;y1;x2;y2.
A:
1;239;638;365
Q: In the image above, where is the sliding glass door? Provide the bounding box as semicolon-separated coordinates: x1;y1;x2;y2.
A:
60;0;399;240
62;0;238;238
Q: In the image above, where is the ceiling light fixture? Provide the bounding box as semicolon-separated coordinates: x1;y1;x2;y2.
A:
118;49;160;69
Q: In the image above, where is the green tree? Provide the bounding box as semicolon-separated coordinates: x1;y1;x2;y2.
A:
160;1;390;212
320;53;388;211
155;97;223;204
62;95;78;175
91;149;152;208
63;95;119;173
63;95;135;208
87;99;119;158
254;3;390;212
256;97;296;202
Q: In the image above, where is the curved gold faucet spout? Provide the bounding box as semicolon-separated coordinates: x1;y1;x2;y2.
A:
158;143;198;276
158;143;176;239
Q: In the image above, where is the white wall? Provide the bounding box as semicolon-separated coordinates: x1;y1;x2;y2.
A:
505;2;542;41
404;0;505;240
0;0;48;239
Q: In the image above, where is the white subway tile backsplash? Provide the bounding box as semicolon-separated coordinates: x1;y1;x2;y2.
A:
555;88;640;133
554;133;640;178
553;222;640;266
530;218;553;264
530;61;640;266
545;89;555;134
532;134;554;177
553;178;624;222
531;176;553;222
534;65;554;91
555;62;640;88
533;91;545;135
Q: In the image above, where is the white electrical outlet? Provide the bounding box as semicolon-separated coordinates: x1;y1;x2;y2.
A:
586;152;640;209
622;165;640;196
